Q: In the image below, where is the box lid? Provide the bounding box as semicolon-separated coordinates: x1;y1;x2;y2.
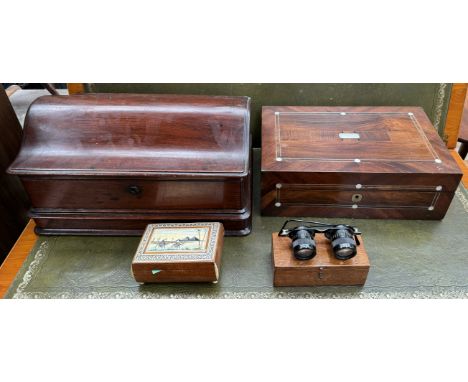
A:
262;106;461;179
9;94;250;177
133;222;222;264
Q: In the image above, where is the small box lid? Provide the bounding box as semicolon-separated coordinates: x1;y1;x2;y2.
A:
133;222;222;264
9;94;250;177
262;106;461;178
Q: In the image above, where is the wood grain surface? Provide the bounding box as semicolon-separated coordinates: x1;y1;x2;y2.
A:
262;106;460;174
456;88;468;158
261;106;462;219
0;220;37;298
83;84;455;148
23;178;246;211
8;94;252;236
450;149;468;189
459;90;468;143
67;83;85;95
445;83;468;148
10;94;251;175
29;206;252;237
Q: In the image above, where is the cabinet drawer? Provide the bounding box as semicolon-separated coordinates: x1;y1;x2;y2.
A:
278;186;438;208
24;178;245;211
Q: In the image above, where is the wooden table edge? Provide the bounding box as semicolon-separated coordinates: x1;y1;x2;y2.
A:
0;220;38;298
450;149;468;189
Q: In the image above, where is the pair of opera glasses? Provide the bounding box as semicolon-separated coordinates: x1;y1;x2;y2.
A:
278;219;361;261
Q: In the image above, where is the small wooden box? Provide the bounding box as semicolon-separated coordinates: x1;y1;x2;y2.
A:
272;233;370;287
261;106;462;219
132;222;224;283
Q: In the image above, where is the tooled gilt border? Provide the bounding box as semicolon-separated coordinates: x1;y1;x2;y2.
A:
12;187;468;299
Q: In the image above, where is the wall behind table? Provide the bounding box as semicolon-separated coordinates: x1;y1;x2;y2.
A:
85;83;452;148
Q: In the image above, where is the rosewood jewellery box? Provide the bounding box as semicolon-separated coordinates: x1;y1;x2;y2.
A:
132;222;224;283
261;106;462;219
8;94;252;236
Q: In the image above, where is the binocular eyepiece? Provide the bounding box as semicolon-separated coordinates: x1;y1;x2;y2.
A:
279;220;361;261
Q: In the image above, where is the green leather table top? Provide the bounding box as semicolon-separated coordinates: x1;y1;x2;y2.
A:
5;149;468;299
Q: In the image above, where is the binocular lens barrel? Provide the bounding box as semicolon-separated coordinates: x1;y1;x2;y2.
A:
290;228;316;260
282;222;359;261
327;227;357;260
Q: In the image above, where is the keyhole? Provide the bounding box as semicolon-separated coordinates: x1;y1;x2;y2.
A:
352;194;363;202
127;185;142;196
318;267;325;279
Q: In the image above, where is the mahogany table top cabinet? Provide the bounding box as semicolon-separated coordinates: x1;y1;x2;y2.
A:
261;106;462;220
8;94;252;236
